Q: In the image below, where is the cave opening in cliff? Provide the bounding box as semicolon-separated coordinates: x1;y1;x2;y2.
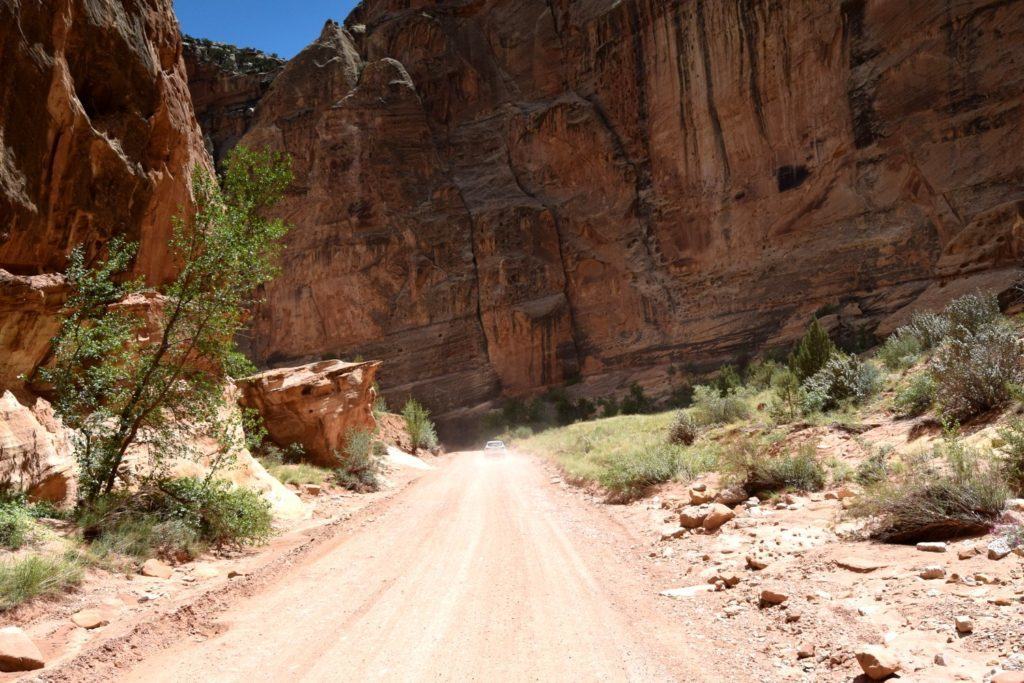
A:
776;164;810;192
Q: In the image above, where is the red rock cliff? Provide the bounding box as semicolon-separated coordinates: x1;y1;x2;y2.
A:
0;0;211;389
0;0;209;282
191;1;1024;422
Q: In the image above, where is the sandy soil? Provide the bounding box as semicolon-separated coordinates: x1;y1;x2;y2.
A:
87;450;750;682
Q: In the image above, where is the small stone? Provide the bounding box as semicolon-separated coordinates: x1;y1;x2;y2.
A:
690;482;707;492
992;672;1024;683
141;558;173;579
836;557;885;573
797;643;815;659
660;585;714;599
715;486;747;506
679;505;708;528
0;627;45;672
192;564;220;579
302;484;322;496
689;488;715;505
746;554;770;570
934;652;948;666
71;608;108;629
987;538;1012;560
958;546;980;560
702;503;735;531
917;541;948;553
919;565;946;580
954;615;973;634
760;587;788;606
723;604;743;617
659;524;686;541
785;609;802;623
855;645;901;680
227;569;244;579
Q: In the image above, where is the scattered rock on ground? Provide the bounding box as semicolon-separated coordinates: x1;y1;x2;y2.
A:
836;556;886;573
71;608;109;629
955;615;973;634
679;506;708;528
0;627;45;672
919;565;946;580
760;588;788;606
987;538;1012;560
916;542;947;553
702;503;735;531
855;645;901;680
141;558;173;579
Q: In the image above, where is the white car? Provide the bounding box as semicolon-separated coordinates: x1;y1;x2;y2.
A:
484;440;507;451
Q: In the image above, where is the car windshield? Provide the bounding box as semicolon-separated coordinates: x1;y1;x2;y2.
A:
486;441;504;447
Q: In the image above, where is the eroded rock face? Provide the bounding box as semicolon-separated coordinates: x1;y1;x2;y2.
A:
238;359;380;467
0;391;75;503
0;0;209;283
0;271;67;389
183;37;285;165
185;1;1024;424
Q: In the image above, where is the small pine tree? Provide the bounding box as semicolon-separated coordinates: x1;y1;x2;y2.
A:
788;318;836;381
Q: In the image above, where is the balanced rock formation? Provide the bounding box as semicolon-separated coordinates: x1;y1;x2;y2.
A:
183;1;1024;425
238;360;380;467
0;391;75;503
0;0;209;283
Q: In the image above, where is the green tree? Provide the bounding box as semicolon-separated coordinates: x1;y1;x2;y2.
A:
770;368;802;421
788;318;835;381
42;147;293;503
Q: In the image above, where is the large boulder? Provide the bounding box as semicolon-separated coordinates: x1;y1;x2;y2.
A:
0;391;75;503
238;360;380;467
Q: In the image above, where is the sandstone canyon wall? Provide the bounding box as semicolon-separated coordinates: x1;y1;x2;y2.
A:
0;0;211;390
184;0;1024;424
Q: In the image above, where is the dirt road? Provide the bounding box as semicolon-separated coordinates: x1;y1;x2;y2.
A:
119;451;710;682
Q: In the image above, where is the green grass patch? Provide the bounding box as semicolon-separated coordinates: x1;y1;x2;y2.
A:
517;411;718;502
0;553;84;611
266;463;331;486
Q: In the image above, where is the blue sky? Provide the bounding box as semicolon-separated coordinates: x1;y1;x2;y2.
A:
174;1;360;58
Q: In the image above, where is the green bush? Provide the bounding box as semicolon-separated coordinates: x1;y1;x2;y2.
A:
943;290;1001;342
713;365;743;396
721;440;825;494
893;373;935;417
769;368;803;422
333;428;384;492
878;331;922;370
619;384;653;415
0;503;32;550
80;478;273;560
690;385;750;426
932;322;1024;419
789;319;836;380
668;411;698;446
855;449;890;486
903;311;950;350
508;425;534;441
745;359;780;390
856;438;1007;543
597;445;682;502
0;554;84;611
597;396;620;417
997;419;1024;495
402;399;439;451
802;354;880;413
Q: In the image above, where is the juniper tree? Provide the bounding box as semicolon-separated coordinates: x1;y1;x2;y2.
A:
42;147;293;503
788;318;835;381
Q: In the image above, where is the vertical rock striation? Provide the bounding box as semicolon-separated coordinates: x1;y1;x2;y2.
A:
185;1;1024;423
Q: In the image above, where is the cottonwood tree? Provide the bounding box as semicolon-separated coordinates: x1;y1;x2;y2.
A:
42;147;293;503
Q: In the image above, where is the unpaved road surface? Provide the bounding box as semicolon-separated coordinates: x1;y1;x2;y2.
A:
119;451;710;682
